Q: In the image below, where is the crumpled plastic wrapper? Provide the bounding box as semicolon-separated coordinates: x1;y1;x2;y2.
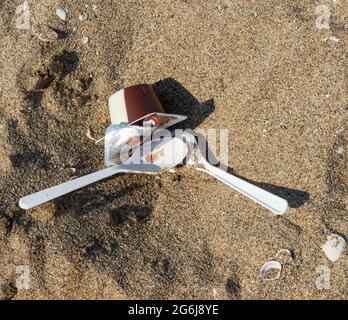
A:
104;113;187;168
104;124;152;167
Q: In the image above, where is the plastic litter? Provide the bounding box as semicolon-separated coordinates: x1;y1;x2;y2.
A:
104;124;152;167
19;137;188;209
18;82;288;215
181;132;288;215
109;84;186;127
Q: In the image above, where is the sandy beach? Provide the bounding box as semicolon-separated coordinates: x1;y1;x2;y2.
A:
0;0;347;299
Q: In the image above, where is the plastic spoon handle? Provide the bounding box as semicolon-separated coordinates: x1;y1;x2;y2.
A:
198;164;288;215
19;166;125;210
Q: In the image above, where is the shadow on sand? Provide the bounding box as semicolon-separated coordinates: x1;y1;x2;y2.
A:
154;78;309;209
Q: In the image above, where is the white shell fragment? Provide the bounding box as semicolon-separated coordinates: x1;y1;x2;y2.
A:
336;145;344;155
86;128;98;142
56;7;68;21
79;14;86;22
260;261;282;281
81;36;89;45
327;36;340;43
275;249;293;264
32;25;58;42
321;234;346;262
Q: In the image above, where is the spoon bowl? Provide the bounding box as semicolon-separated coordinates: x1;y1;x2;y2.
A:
123;136;188;172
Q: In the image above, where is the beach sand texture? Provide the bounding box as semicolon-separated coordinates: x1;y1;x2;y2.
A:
0;0;347;299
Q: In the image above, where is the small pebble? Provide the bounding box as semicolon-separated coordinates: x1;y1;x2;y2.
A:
56;7;68;21
81;36;89;45
79;14;86;22
335;128;344;135
216;4;226;12
336;145;344;155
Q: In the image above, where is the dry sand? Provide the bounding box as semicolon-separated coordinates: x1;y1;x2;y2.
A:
0;0;347;299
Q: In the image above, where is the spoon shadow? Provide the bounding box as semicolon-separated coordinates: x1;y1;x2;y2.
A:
185;132;309;209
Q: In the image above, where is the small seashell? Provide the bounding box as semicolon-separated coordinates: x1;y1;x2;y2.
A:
32;24;58;42
275;249;293;264
56;7;68;21
81;36;89;44
259;261;282;281
321;234;346;262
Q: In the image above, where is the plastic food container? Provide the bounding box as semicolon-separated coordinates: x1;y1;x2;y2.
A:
109;83;186;128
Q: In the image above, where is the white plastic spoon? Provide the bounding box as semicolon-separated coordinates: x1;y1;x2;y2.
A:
181;132;288;215
19;137;188;210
